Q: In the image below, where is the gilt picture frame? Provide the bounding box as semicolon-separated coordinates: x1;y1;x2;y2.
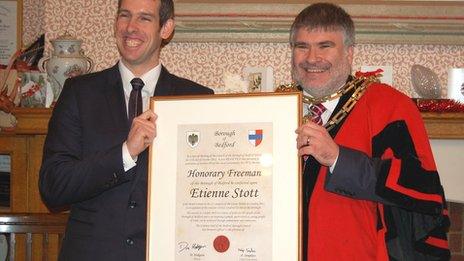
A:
0;0;22;65
147;92;302;260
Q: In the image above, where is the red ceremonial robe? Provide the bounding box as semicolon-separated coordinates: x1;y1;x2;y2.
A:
305;82;449;260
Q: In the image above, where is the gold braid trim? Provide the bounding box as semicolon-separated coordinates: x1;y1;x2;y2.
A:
276;74;380;131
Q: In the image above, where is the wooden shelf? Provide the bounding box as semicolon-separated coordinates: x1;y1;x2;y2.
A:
421;112;464;139
9;108;52;135
2;108;464;139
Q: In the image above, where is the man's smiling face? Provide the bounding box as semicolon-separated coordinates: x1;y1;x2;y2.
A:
291;28;353;98
115;0;173;75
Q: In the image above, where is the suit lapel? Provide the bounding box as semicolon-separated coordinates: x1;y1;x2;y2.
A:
102;64;175;131
153;66;175;96
103;64;130;131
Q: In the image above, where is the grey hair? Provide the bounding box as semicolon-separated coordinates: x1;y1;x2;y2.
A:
289;2;355;47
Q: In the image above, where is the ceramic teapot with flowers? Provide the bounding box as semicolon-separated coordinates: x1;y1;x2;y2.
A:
39;32;93;101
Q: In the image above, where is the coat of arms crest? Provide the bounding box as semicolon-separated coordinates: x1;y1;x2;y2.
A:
186;131;200;148
248;129;263;147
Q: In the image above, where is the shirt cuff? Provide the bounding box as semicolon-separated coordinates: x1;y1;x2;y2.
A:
122;142;137;171
329;154;339;173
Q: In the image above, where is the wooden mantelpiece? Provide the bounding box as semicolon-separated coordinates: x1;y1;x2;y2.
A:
421;112;464;139
7;108;464;139
9;108;52;135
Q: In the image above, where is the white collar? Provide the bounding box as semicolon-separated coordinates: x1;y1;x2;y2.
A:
119;61;161;96
322;97;339;113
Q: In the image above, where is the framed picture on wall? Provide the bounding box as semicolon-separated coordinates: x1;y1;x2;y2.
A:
0;0;22;65
243;66;274;93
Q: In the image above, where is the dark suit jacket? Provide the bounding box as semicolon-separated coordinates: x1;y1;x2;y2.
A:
39;64;213;261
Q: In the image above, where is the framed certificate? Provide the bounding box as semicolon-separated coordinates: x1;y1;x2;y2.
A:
147;92;302;261
0;0;21;65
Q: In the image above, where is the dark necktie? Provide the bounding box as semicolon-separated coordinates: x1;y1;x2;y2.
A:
308;103;327;125
128;78;144;125
303;103;327;161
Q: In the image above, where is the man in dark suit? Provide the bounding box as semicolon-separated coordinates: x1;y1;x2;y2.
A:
39;0;213;260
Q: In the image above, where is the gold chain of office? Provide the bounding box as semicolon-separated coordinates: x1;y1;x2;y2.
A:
276;74;380;131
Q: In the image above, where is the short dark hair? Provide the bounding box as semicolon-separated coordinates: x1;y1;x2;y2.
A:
290;2;355;47
118;0;174;26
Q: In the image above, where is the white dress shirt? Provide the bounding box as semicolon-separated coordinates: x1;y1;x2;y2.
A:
119;61;161;171
119;61;161;113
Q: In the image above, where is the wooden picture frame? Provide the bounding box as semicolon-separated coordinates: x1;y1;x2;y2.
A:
0;0;22;65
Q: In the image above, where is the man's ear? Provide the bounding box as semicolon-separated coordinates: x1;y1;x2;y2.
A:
346;45;354;64
160;18;175;40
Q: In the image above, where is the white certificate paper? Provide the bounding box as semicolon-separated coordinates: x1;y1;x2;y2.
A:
148;93;301;261
176;123;273;260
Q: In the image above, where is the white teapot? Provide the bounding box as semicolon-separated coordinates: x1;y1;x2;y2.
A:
39;32;93;101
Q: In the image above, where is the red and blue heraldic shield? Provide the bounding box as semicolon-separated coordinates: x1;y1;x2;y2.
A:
248;129;263;146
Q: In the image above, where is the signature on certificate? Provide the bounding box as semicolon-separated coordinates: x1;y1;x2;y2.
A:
178;241;207;253
238;247;257;257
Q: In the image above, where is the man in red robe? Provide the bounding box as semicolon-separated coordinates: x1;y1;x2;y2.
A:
291;3;450;260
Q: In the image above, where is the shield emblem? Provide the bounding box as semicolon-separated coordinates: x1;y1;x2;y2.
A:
186;131;200;148
248;129;263;146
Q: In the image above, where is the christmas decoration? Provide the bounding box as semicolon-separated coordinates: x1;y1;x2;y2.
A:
413;99;464;113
